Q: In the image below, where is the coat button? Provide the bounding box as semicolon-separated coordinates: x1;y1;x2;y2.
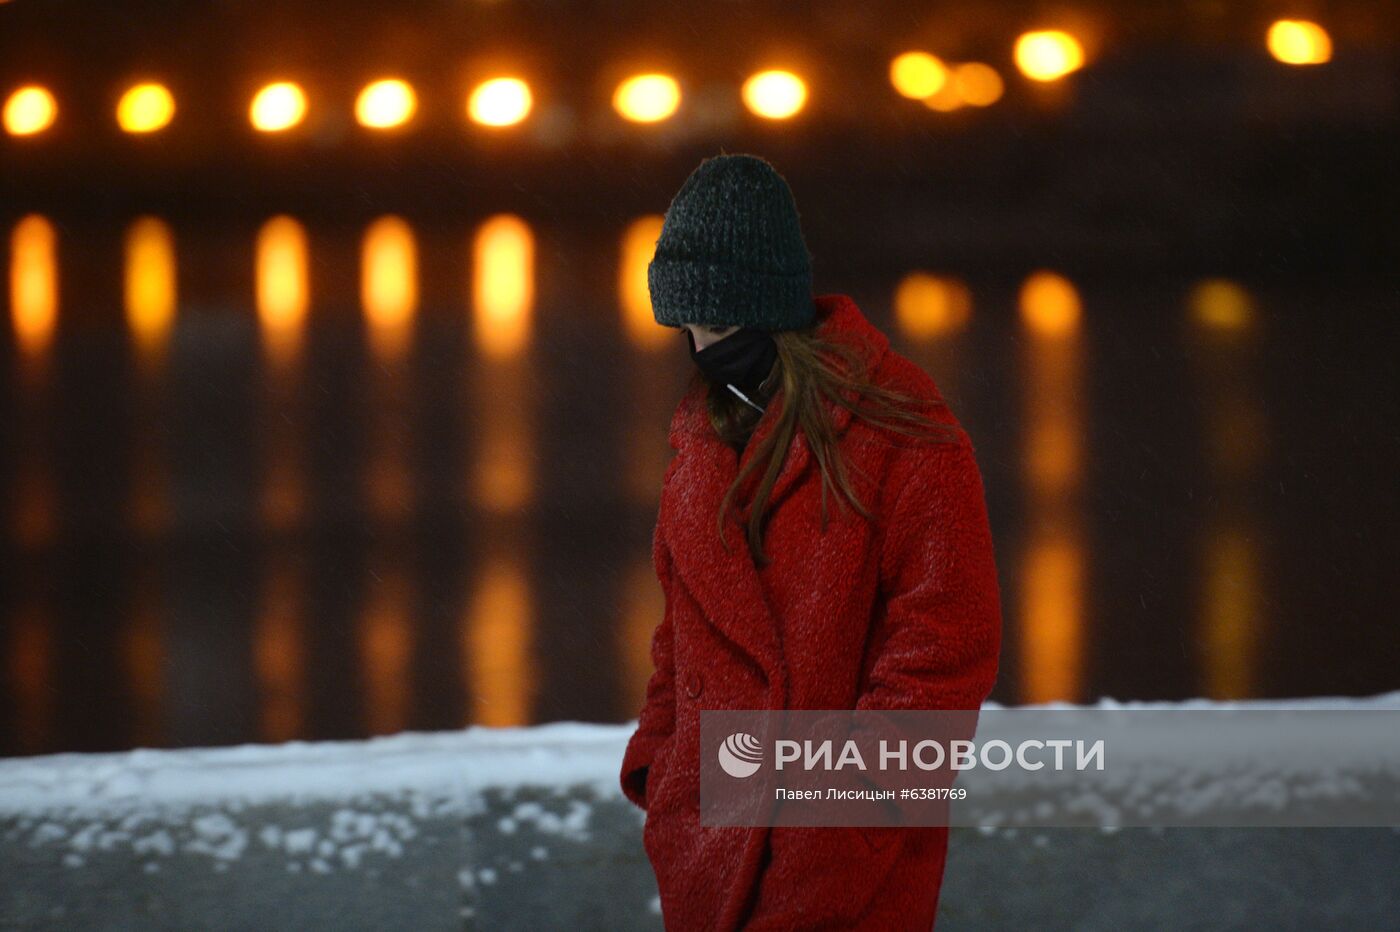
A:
684;670;704;698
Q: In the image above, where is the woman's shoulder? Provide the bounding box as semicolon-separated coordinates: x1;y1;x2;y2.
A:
854;343;970;451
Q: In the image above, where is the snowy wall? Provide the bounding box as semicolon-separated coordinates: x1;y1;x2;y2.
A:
3;695;1400;930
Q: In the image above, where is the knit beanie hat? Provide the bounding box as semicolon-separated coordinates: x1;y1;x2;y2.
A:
648;153;815;331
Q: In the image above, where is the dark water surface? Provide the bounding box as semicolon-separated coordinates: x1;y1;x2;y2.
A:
2;214;1396;756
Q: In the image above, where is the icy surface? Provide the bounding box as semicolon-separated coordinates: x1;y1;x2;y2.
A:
2;692;1398;874
6;694;1398;818
0;721;628;816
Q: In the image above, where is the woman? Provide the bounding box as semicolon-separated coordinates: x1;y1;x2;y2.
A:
620;153;1003;930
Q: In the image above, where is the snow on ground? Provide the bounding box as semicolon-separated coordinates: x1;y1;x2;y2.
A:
0;720;628;816
2;692;1398;875
0;721;631;878
7;693;1398;817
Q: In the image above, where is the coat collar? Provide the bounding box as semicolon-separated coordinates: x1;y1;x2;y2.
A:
666;292;891;512
659;293;891;694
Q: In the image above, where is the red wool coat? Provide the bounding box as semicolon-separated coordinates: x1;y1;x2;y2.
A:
620;293;1003;931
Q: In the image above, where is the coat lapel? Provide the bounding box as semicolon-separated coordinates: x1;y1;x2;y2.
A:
658;294;890;698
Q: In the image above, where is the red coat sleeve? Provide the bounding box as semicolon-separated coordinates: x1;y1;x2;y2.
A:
619;526;678;811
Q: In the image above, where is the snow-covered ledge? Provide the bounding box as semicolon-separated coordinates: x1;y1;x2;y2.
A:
3;695;1400;930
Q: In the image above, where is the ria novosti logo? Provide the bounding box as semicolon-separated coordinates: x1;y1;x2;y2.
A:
718;732;764;778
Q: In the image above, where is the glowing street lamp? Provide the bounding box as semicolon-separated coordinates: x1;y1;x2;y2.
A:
1266;19;1332;65
613;73;681;123
3;85;57;137
890;52;949;100
953;63;1004;106
356;78;416;129
469;77;533;127
250;82;308;132
742;69;806;119
117;82;176;134
1014;30;1086;82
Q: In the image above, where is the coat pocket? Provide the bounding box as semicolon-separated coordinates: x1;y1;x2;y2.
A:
644;732;679;810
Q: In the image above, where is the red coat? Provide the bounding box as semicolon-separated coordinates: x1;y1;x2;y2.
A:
620;293;1003;930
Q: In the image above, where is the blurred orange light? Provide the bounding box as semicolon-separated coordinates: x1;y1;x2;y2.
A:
894;272;972;339
619;215;668;349
1019;271;1081;337
1189;279;1255;335
4;85;57;136
473;215;535;359
953;62;1004;106
250;82;308;132
469;77;533;127
921;80;964;113
1266;19;1332;65
356;78;416;129
117;82;176;134
361;215;418;361
613;74;681;123
9;214;59;358
256;215;309;363
890;52;948;100
742;70;806;119
1014;30;1086;82
124;217;177;353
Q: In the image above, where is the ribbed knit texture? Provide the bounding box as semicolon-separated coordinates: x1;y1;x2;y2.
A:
648;153;815;331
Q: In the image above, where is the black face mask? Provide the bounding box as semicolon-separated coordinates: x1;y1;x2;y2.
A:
687;326;778;412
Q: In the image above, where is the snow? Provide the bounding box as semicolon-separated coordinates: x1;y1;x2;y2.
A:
2;692;1397;874
979;690;1400;711
0;720;627;816
0;720;628;876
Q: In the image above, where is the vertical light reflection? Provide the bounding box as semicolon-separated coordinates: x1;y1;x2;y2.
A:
255;553;305;742
10;409;58;550
469;215;536;513
893;271;973;412
621;217;679;506
623;349;676;507
10;214;59;370
124;216;175;538
124;574;165;747
1200;526;1260;698
1017;271;1087;704
472;214;533;360
362;217;417;523
121;216;173;739
6;605;52;754
9;215;58;549
255;215;309;368
10;470;57;551
1021;528;1085;703
464;545;534;726
254;206;311;733
361;215;417;363
1188;279;1265;698
258;386;306;534
256;217;309;532
619;215;668;351
361;556;413;736
124;216;177;365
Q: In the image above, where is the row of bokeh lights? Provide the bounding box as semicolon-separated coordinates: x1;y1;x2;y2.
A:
2;20;1334;138
8;210;1258;372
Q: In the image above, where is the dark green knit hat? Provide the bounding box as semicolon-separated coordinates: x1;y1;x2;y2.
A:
648;153;815;331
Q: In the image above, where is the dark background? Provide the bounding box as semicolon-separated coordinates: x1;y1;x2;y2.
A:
2;0;1397;756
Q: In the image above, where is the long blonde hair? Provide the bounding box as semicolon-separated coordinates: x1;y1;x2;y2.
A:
700;324;962;566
